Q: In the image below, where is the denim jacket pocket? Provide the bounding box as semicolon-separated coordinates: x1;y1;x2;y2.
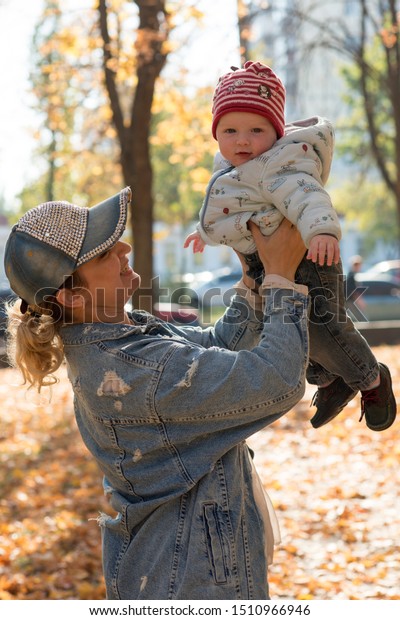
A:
203;502;230;584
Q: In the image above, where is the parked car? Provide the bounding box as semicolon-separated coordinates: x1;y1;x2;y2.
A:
350;273;400;322
0;286;16;333
124;299;199;325
0;286;17;363
152;302;199;325
188;268;242;309
364;259;400;284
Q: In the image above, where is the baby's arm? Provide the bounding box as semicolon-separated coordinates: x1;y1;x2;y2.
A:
184;230;206;253
307;234;340;266
261;142;342;256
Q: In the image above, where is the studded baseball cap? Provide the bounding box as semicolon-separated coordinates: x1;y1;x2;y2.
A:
4;187;131;309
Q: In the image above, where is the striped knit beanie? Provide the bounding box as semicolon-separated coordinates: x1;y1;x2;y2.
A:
211;61;286;139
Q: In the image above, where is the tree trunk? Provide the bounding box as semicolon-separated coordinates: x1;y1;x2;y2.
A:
359;0;400;250
237;0;251;65
98;0;169;312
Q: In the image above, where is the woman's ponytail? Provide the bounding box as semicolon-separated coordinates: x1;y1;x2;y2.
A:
6;299;65;392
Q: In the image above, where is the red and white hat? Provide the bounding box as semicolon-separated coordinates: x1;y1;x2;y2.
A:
211;61;286;139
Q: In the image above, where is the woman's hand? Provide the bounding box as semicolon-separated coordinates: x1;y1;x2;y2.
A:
248;219;306;281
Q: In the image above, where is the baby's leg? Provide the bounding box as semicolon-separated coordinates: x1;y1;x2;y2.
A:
295;257;379;390
240;252;264;284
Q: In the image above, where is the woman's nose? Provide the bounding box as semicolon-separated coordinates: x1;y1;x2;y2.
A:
117;240;132;255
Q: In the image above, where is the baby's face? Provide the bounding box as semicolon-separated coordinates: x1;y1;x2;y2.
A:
216;111;278;166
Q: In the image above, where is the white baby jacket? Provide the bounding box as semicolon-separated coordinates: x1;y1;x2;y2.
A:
197;116;342;254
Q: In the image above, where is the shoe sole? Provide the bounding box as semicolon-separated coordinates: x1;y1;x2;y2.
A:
310;387;358;428
365;363;397;431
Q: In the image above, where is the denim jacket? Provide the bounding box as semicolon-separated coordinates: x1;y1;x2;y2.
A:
61;287;309;600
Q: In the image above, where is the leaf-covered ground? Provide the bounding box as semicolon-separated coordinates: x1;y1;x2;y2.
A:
0;345;399;600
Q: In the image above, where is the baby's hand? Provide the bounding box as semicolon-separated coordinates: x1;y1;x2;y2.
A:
184;231;206;253
307;234;340;266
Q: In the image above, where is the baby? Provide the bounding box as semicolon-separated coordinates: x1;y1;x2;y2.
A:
185;61;396;432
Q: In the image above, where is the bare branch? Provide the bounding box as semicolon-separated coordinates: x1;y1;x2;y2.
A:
98;0;126;144
358;0;395;194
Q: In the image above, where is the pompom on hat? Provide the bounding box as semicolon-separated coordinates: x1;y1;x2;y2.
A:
211;61;286;140
4;187;131;310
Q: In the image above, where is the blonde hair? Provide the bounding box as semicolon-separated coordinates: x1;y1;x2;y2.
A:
5;274;83;392
6;299;65;391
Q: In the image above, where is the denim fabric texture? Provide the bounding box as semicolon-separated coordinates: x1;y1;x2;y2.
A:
295;256;379;390
61;288;309;600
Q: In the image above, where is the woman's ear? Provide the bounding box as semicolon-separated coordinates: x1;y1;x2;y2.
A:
56;287;85;309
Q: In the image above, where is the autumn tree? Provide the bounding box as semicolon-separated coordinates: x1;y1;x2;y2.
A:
19;0;125;216
22;0;213;307
151;83;213;224
236;0;280;66
291;0;400;251
98;0;171;310
28;0;76;204
20;0;173;307
237;0;253;64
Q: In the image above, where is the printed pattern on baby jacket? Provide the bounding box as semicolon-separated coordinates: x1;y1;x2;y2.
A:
197;116;342;253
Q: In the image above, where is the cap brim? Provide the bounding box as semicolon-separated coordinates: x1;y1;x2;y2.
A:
78;187;131;266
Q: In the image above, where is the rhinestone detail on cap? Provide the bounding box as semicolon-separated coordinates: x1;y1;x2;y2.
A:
77;187;129;266
17;202;88;260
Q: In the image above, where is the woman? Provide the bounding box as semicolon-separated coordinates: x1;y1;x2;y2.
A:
4;187;308;600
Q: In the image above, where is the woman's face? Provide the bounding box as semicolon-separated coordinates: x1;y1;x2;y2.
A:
75;240;140;323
